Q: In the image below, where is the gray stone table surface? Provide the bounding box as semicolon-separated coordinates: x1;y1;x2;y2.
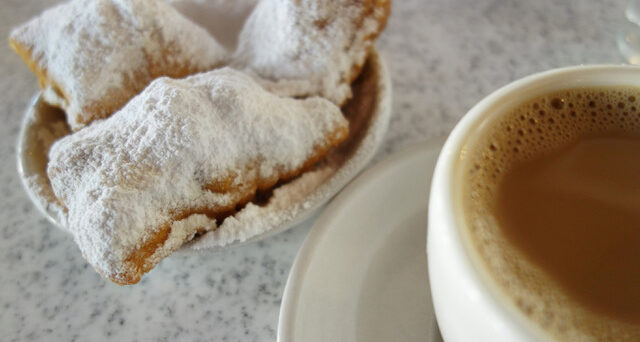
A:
0;0;627;341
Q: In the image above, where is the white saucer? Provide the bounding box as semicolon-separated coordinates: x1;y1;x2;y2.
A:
278;138;445;342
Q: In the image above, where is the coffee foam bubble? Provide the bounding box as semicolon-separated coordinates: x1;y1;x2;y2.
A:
461;87;640;341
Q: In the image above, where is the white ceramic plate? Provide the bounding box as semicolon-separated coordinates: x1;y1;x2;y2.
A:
16;1;391;252
278;138;445;342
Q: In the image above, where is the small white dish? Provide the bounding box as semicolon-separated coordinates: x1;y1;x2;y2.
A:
16;47;391;251
16;1;391;252
278;138;444;342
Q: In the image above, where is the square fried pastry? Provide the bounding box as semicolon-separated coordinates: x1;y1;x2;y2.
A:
9;0;227;131
47;68;349;284
234;0;391;106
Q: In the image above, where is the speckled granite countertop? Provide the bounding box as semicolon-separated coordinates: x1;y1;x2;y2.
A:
0;0;626;341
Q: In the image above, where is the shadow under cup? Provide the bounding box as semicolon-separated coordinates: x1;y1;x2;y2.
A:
428;65;640;342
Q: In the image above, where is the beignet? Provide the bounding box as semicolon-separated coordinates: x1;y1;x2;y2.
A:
234;0;390;106
47;68;349;284
10;0;227;130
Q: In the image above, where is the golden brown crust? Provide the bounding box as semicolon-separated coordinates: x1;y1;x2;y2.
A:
9;39;70;109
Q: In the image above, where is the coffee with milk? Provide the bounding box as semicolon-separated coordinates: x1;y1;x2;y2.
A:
460;86;640;340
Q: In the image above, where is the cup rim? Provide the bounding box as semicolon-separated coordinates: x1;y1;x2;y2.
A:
429;64;640;341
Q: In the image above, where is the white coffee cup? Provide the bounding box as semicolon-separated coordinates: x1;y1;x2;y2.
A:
427;65;640;342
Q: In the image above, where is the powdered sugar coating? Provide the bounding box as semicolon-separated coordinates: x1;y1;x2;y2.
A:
19;49;391;256
9;0;227;131
234;0;390;105
47;68;348;283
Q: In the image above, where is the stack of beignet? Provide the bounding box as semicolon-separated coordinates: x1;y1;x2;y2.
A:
10;0;390;284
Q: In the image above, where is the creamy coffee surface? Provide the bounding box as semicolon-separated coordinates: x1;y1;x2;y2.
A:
462;86;640;341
